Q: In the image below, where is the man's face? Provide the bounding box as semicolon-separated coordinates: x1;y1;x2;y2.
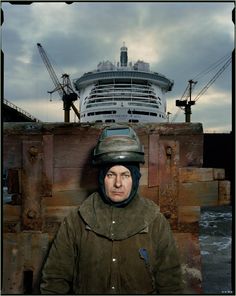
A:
104;165;132;203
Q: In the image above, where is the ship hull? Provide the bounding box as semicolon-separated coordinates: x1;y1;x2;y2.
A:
80;104;167;123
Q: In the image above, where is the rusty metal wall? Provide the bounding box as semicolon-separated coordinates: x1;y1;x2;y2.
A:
3;122;230;294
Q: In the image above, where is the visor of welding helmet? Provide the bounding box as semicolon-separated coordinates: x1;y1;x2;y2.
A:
93;125;145;165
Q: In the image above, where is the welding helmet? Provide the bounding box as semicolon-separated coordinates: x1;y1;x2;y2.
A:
93;125;145;165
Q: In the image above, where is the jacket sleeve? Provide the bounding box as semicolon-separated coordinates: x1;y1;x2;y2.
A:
154;214;184;294
40;211;79;294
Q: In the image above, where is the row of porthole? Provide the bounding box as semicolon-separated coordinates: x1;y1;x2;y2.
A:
128;110;165;118
87;111;117;116
82;119;140;123
82;111;165;119
86;103;160;110
94;119;138;123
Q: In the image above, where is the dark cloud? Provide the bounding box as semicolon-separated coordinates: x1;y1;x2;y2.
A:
2;2;233;131
2;27;23;56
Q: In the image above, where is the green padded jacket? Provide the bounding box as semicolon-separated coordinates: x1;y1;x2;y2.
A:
40;192;183;294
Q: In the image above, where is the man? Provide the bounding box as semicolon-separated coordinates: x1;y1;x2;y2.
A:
40;125;183;294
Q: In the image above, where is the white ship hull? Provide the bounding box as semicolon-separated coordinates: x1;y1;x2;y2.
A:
81;107;167;123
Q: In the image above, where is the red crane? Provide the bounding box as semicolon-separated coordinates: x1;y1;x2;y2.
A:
37;43;80;122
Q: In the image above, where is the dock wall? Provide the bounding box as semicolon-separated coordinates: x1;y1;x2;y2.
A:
3;122;231;294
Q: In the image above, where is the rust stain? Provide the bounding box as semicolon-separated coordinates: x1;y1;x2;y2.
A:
42;135;53;197
21;141;43;231
148;133;159;187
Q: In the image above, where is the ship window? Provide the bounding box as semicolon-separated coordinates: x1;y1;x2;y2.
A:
105;119;116;123
128;110;157;116
88;112;95;116
94;110;116;115
129;119;139;123
128;102;159;108
128;110;147;115
95;120;103;123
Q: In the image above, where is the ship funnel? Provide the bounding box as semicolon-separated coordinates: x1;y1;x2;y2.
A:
120;42;128;67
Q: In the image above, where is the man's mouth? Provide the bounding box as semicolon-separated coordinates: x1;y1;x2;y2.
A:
112;191;124;195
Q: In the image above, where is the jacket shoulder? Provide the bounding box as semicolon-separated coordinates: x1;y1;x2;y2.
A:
139;196;171;227
139;196;160;213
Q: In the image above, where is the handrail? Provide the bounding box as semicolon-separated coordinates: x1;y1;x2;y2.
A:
4;99;41;122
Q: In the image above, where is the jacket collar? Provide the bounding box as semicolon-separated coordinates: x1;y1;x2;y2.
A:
79;192;159;240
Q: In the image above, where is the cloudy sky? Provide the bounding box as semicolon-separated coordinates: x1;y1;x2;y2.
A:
2;2;234;132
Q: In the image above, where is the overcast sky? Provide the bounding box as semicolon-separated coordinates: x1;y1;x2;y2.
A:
2;2;234;132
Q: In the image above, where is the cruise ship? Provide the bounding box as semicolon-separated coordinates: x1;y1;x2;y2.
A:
74;43;174;123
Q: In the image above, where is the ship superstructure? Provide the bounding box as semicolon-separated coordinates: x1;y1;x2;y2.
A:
74;43;174;123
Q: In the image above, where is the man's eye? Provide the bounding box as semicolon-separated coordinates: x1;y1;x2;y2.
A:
123;174;131;178
107;173;114;178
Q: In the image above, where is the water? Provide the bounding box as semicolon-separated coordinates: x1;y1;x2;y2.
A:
199;206;233;294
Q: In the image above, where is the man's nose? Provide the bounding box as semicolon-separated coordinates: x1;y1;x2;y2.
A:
114;175;122;187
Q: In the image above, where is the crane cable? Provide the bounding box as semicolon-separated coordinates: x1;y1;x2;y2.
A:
180;84;189;100
171;53;232;122
192;52;232;81
194;56;232;102
171;108;182;123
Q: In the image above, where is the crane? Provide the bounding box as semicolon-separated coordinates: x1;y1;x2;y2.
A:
175;79;197;123
37;43;80;123
172;54;232;123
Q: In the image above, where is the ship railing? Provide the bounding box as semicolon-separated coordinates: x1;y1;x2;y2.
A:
91;84;155;91
86;98;160;106
76;71;173;88
90;89;156;96
88;94;159;102
88;92;158;99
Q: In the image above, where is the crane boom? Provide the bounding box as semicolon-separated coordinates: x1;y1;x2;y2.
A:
37;43;80;122
37;43;64;98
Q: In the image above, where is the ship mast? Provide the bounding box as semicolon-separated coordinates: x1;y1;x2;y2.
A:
120;42;128;67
